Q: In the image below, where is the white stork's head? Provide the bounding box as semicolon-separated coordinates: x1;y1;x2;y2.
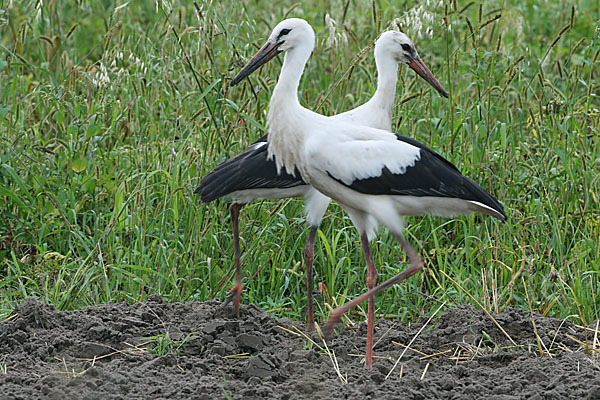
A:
231;18;315;86
375;31;418;64
375;31;448;98
267;18;315;52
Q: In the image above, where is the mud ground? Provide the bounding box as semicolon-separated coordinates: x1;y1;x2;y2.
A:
1;296;599;399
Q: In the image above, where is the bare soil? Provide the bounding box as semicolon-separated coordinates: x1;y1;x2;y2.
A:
1;296;599;399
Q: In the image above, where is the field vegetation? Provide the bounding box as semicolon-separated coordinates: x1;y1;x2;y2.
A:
1;0;598;328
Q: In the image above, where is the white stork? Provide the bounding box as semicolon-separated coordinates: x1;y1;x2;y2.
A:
229;18;506;369
196;30;448;332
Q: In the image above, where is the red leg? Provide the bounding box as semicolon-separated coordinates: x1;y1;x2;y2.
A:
304;225;318;331
360;233;377;370
325;233;423;340
223;203;243;317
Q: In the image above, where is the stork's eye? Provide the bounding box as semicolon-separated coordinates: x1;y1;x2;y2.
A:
401;43;411;52
278;28;292;38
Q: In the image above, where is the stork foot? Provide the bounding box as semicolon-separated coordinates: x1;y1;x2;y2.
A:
222;282;243;318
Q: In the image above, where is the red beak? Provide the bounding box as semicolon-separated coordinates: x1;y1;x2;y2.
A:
408;57;448;98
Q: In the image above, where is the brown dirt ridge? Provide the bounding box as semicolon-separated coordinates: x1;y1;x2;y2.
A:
1;296;599;399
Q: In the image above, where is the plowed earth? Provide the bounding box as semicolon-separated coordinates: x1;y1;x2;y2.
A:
1;297;599;399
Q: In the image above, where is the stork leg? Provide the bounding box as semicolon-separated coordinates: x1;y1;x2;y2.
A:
360;232;377;370
324;233;423;340
223;202;243;317
304;225;318;331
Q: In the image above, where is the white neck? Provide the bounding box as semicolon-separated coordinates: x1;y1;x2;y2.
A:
372;52;399;110
364;51;399;130
267;42;314;178
333;48;399;131
271;50;307;107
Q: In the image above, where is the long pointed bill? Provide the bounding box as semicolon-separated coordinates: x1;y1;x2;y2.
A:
231;41;282;86
408;57;449;98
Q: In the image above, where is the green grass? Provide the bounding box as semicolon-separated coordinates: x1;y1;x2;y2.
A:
1;1;598;327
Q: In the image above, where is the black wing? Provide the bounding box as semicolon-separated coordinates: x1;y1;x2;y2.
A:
331;134;506;220
195;138;305;203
